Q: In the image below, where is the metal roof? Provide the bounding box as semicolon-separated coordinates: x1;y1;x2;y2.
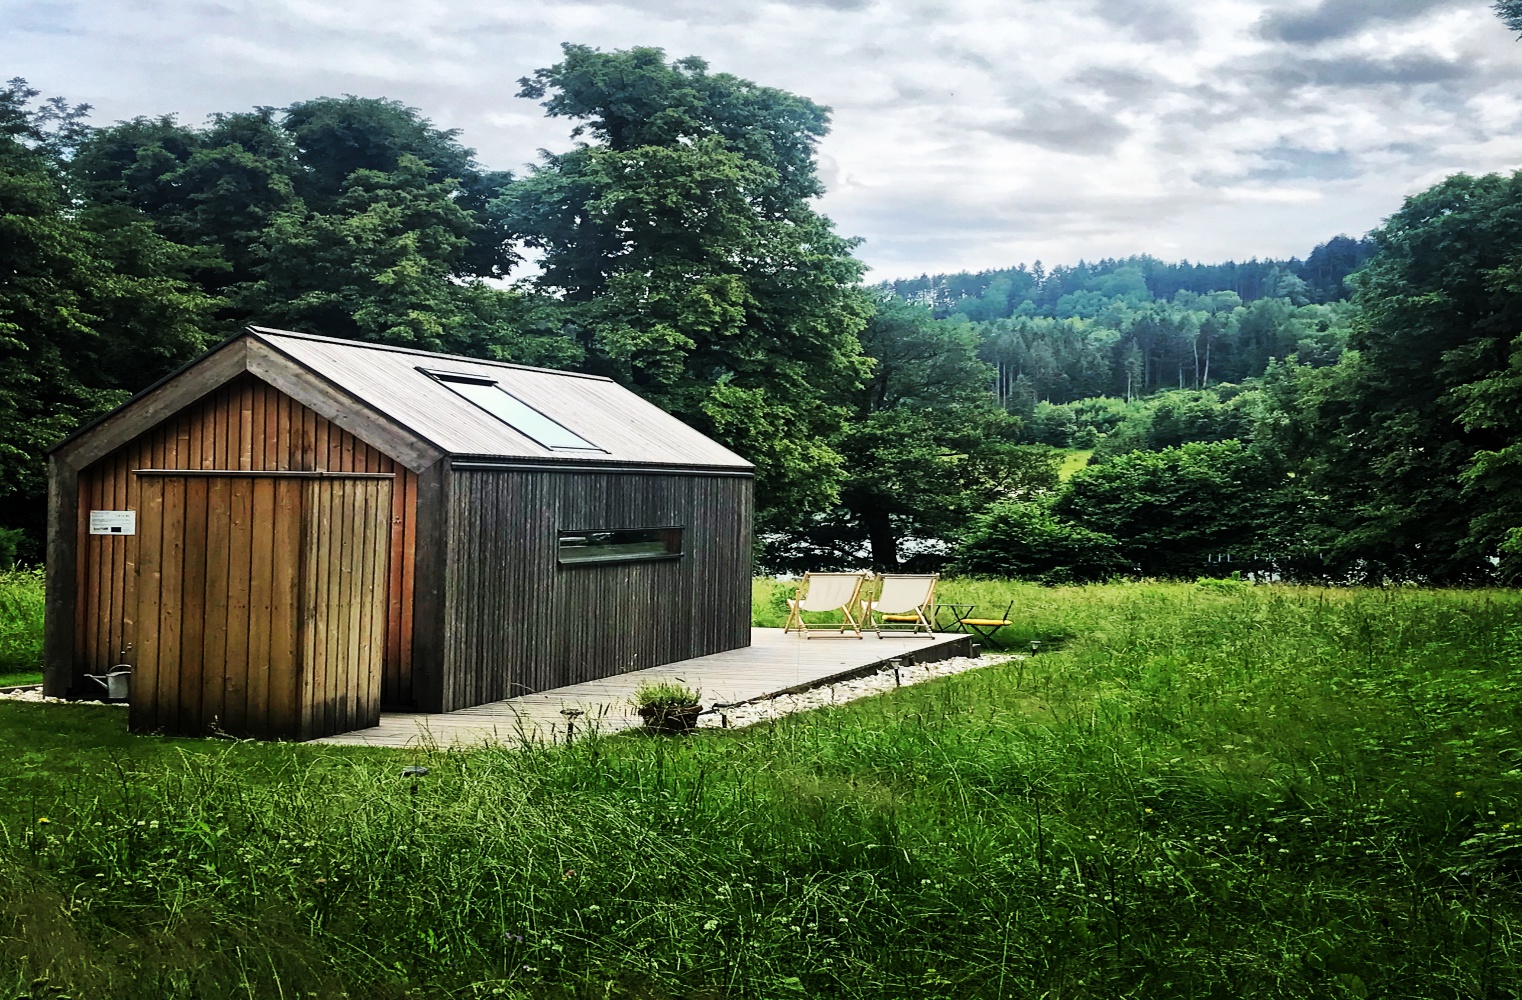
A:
248;328;753;471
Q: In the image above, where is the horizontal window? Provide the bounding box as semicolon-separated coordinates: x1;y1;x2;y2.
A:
557;527;683;565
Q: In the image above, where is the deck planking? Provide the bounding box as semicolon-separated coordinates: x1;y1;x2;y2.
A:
318;627;973;747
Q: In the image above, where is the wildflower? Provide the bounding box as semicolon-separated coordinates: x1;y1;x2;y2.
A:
1144;808;1153;815
36;817;49;825
1455;791;1465;798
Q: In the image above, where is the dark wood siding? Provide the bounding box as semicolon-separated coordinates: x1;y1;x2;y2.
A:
133;472;391;740
70;375;420;706
438;468;752;711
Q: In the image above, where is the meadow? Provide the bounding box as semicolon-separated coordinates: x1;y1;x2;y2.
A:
0;569;43;687
2;580;1521;999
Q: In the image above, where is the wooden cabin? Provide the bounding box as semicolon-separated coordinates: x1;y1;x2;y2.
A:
43;327;754;739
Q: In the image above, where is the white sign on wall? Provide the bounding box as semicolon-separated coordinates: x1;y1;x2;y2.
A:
89;510;136;536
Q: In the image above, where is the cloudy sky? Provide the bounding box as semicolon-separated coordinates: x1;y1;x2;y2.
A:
4;0;1521;278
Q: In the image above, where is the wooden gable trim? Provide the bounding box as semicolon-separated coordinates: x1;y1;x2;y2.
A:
52;337;253;474
244;338;443;474
52;332;445;477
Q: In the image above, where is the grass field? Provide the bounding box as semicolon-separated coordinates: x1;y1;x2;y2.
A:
0;568;43;686
3;581;1522;998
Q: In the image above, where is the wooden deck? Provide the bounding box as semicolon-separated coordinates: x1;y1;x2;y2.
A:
318;628;973;747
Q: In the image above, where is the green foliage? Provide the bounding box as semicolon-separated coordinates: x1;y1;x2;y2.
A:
0;566;44;674
1457;331;1522;571
505;45;873;528
1497;0;1522;33
1298;172;1522;582
948;499;1125;582
1057;441;1281;578
631;680;701;709
0;79;218;554
769;298;1058;570
4;583;1522;997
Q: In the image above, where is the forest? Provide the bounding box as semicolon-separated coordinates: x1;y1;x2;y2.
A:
4;42;1522;585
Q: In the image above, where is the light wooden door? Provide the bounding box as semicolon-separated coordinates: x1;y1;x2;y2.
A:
132;472;392;740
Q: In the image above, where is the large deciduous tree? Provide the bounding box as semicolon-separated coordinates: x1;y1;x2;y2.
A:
502;45;873;527
1305;172;1522;582
0;79;216;555
770;298;1059;570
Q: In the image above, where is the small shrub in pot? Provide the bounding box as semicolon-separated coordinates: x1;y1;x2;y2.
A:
633;681;702;734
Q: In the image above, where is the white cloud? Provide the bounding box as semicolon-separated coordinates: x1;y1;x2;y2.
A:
3;0;1520;277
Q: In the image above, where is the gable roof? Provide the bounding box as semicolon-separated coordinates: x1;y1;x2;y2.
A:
51;327;753;475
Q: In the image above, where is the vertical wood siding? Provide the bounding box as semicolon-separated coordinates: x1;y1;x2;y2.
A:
439;469;752;711
72;376;419;706
133;473;392;739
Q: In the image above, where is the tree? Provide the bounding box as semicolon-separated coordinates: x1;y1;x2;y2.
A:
504;45;873;527
69;96;521;333
1304;172;1522;581
769;299;1059;570
948;499;1124;582
0;79;217;555
1056;441;1281;578
1497;0;1522;33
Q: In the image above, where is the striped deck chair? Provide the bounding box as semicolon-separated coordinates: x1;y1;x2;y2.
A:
862;573;938;638
784;572;869;639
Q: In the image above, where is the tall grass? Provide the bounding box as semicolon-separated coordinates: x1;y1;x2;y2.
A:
3;583;1522;997
0;567;44;683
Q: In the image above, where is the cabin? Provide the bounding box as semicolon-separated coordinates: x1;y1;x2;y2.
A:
43;327;754;740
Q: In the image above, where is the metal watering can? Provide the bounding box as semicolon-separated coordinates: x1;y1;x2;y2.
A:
86;667;131;701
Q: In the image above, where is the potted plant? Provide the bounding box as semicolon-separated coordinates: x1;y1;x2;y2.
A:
633;681;703;734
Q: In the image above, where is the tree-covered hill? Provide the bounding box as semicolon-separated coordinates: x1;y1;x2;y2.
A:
882;235;1377;321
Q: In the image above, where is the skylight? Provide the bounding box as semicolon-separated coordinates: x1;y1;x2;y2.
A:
429;372;601;452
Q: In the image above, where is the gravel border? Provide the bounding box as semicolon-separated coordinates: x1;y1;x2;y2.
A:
0;685;121;707
698;651;1021;728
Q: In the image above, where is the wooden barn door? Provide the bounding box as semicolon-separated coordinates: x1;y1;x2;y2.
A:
132;472;392;740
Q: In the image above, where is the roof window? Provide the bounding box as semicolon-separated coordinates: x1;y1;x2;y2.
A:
428;372;601;452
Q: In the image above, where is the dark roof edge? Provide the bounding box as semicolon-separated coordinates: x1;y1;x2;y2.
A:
46;329;248;456
450;458;755;476
247;326;617;383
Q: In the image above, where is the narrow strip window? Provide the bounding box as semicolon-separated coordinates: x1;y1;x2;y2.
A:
428;372;601;452
558;527;683;565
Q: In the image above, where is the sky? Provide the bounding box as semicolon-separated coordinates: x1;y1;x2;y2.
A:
4;0;1522;279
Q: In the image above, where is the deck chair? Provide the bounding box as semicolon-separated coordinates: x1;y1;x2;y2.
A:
862;573;938;638
784;572;869;639
958;600;1016;644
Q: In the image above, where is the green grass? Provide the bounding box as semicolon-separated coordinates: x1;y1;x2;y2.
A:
0;568;43;685
4;582;1522;998
1057;448;1094;481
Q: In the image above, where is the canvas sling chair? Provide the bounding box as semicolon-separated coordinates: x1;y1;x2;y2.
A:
784;572;869;638
861;573;938;638
958;600;1016;644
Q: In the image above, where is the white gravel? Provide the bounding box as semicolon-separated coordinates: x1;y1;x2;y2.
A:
698;652;1021;729
0;686;120;706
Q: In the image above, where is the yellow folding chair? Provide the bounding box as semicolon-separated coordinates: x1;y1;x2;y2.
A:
862;573;938;638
